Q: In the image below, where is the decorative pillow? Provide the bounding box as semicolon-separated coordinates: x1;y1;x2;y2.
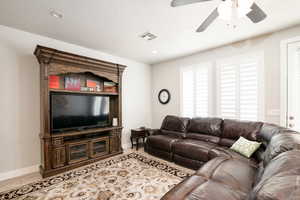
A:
230;137;261;158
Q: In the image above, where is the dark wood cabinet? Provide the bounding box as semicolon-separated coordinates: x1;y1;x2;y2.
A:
35;46;126;178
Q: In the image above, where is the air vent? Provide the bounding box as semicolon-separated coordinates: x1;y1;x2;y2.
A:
140;32;157;41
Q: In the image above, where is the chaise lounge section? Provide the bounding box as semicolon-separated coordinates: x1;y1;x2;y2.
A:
145;115;300;200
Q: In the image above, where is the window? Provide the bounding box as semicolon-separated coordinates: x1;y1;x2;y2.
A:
180;53;264;121
217;54;264;121
181;63;212;118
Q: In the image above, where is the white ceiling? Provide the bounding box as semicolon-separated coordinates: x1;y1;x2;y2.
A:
0;0;299;64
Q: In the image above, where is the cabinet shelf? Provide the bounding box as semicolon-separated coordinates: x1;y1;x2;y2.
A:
49;88;118;96
52;126;122;138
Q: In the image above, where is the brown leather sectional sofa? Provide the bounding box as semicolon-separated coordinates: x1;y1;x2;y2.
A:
145;115;300;200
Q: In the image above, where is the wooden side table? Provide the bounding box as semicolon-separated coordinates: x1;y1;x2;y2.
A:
130;128;148;150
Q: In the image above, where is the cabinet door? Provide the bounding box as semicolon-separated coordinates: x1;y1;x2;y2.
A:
90;137;109;158
52;147;66;168
110;130;121;153
67;142;89;164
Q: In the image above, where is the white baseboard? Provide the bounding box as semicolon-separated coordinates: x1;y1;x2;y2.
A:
0;165;39;182
122;142;132;150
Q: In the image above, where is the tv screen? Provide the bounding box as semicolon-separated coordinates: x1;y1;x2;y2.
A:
51;93;110;132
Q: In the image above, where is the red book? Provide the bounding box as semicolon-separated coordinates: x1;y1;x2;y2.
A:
49;75;60;89
86;80;99;88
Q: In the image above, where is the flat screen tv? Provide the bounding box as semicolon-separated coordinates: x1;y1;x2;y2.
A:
51;93;110;133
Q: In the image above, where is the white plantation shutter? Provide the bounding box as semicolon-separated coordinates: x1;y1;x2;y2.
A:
181;64;210;118
218;57;262;121
220;64;237;119
239;62;258;121
195;67;209;117
182;70;194;118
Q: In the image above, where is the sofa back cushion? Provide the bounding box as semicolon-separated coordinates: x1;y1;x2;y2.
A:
258;150;300;183
221;119;263;141
160;115;190;133
258;123;295;145
187;117;223;137
263;133;300;166
249;168;300;200
258;123;282;143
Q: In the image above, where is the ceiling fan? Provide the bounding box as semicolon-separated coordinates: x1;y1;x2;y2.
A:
171;0;267;32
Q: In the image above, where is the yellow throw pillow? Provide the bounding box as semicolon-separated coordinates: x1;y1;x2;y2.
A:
230;137;262;158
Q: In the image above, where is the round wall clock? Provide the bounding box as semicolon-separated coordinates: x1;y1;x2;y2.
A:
158;89;171;104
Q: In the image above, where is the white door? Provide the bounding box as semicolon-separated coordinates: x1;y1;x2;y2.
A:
287;41;300;131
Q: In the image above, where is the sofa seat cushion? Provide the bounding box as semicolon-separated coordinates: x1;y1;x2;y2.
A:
196;157;257;194
185;133;220;144
218;138;236;147
162;157;256;200
173;154;204;170
162;174;247;200
146;135;179;152
208;146;257;166
173;139;217;162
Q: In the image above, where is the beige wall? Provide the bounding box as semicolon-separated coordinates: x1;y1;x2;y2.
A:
151;25;300;128
0;25;152;174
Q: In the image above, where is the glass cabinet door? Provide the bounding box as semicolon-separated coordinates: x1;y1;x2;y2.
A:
90;137;109;158
67;142;89;164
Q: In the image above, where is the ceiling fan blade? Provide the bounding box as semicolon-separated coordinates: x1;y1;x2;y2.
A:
196;8;219;32
246;3;267;23
171;0;213;7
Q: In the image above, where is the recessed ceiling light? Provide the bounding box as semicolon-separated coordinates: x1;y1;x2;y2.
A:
152;50;158;54
50;10;63;19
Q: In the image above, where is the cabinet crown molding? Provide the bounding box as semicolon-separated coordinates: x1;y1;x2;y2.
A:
34;45;126;83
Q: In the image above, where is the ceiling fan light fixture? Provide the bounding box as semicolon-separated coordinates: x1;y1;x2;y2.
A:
218;0;253;21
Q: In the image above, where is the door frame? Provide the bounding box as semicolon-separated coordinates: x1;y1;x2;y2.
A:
280;36;300;127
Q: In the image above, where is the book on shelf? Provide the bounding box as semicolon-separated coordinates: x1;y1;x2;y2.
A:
104;81;117;93
49;75;60;89
87;80;100;88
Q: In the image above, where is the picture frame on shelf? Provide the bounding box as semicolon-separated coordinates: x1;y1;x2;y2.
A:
65;76;81;91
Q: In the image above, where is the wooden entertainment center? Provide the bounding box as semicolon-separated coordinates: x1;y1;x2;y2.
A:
34;45;126;177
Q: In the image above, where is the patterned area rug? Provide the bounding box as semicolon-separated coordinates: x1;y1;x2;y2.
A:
0;153;193;200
